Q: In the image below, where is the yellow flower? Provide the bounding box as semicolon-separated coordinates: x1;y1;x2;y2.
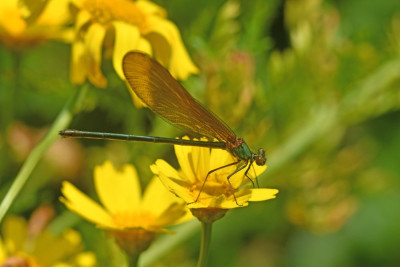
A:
61;160;192;254
0;0;70;50
151;139;279;222
70;0;198;89
0;215;96;267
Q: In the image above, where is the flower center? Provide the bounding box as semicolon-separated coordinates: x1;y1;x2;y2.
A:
112;211;155;228
82;0;146;28
192;180;236;199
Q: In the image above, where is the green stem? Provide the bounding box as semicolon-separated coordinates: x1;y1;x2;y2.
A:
340;56;400;123
0;85;88;223
140;220;199;266
128;253;140;267
197;222;213;267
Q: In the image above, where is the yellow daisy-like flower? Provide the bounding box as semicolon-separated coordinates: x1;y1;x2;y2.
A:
0;0;70;50
151;138;278;222
70;0;198;88
0;215;96;267
61;160;192;255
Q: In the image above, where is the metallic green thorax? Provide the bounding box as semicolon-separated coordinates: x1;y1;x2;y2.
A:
230;140;253;161
229;139;266;167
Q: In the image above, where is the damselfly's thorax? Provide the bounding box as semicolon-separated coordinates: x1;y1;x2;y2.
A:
227;137;266;166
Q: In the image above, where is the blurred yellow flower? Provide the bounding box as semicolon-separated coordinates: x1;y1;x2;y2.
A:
0;0;70;50
61;160;192;254
151;138;278;221
0;215;96;267
70;0;198;88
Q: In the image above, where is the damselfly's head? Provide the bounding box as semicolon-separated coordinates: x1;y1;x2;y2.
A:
254;148;266;166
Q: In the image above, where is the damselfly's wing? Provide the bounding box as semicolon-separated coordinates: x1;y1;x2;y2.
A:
122;51;237;144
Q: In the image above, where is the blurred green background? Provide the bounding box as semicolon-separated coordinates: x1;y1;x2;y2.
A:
1;0;400;266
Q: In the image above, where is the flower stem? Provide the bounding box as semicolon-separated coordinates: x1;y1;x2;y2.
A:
128;253;140;267
197;222;213;267
0;85;88;223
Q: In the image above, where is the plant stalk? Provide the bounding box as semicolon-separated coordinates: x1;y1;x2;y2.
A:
197;222;213;267
0;85;88;223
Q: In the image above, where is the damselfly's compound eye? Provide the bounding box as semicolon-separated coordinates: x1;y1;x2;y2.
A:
255;148;266;166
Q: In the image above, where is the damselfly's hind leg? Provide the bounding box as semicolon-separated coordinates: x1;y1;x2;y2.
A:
244;160;260;188
226;161;250;206
191;160;241;204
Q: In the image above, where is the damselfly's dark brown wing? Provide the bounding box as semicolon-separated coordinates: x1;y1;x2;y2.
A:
122;51;237;144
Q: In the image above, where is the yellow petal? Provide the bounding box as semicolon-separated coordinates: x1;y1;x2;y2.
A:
222;202;249;209
209;149;234;170
169;32;199;80
69;11;91;84
70;39;87;85
144;28;171;69
0;0;26;35
230;188;252;207
53;263;72;267
94;161;141;214
136;0;166;18
36;0;70;26
33;229;81;265
223;161;267;189
141;177;180;216
236;162;267;180
213;190;249;209
115;23;151;108
0;238;7;262
152;203;187;227
74;9;91;32
112;21;140;80
208;149;239;187
70;0;83;8
190;146;210;181
136;36;152;53
188;184;252;209
84;22;107;88
57;28;75;43
153;160;194;203
60;181;114;228
228;165;249;189
174;143;197;183
158;173;194;203
249;188;279;202
218;199;249;209
2;216;27;254
186;202;208;209
174;209;194;224
0;0;17;10
186;194;239;209
151;160;181;183
74;252;97;267
144;17;198;80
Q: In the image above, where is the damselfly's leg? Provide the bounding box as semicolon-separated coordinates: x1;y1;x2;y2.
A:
226;161;250;206
193;160;241;203
243;160;260;188
252;163;260;188
243;161;255;187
